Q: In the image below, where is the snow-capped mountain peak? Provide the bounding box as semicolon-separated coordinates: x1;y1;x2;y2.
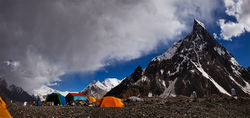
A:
103;78;121;90
152;19;208;62
194;19;205;29
105;19;250;98
93;80;106;89
80;78;121;98
33;85;70;101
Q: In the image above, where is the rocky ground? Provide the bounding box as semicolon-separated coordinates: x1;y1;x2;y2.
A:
7;95;250;118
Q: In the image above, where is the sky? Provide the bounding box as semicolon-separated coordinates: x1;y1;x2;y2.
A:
0;0;249;93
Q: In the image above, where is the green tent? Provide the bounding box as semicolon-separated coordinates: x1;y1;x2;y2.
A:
45;93;66;105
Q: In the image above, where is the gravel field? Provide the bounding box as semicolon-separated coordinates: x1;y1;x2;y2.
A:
7;95;250;118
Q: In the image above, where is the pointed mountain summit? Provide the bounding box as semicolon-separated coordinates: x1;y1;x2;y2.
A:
106;19;250;98
80;78;121;98
193;19;206;30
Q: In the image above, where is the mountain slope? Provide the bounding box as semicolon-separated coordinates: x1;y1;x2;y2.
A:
106;19;250;98
0;78;35;102
80;78;121;98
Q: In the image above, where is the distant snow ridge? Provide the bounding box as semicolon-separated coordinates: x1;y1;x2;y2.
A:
80;78;121;98
33;85;71;101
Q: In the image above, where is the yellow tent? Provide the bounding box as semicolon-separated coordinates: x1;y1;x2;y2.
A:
98;96;124;108
88;97;96;103
0;97;12;118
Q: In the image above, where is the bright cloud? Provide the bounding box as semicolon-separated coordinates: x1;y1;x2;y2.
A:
0;0;220;92
218;0;250;40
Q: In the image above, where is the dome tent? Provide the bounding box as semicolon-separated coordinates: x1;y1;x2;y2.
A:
98;96;124;108
46;93;66;105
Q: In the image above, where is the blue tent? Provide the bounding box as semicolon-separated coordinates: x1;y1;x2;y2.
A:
45;93;66;105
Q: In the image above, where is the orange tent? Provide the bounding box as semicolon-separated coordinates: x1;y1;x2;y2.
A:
0;97;12;118
98;96;124;108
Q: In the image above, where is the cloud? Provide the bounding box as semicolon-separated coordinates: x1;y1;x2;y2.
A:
218;0;250;40
218;19;245;40
0;0;220;92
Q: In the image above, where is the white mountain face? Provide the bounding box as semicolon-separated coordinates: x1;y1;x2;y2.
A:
32;85;71;101
80;78;121;98
102;78;122;91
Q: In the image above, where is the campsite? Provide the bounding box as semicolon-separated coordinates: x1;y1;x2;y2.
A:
1;0;250;117
3;94;250;117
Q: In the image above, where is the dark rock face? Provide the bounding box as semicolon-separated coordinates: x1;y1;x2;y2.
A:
0;78;35;102
0;78;9;100
106;19;250;98
106;66;145;98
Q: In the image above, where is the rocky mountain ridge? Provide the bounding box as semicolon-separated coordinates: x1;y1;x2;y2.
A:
0;78;35;102
106;19;250;98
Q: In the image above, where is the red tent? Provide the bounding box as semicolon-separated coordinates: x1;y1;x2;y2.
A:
66;93;88;103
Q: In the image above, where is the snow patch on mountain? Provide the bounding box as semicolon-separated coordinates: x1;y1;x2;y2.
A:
152;40;182;62
230;57;240;66
160;78;177;98
141;76;147;82
228;75;250;95
160;69;164;75
162;80;166;87
229;57;242;76
192;61;231;96
213;47;225;55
